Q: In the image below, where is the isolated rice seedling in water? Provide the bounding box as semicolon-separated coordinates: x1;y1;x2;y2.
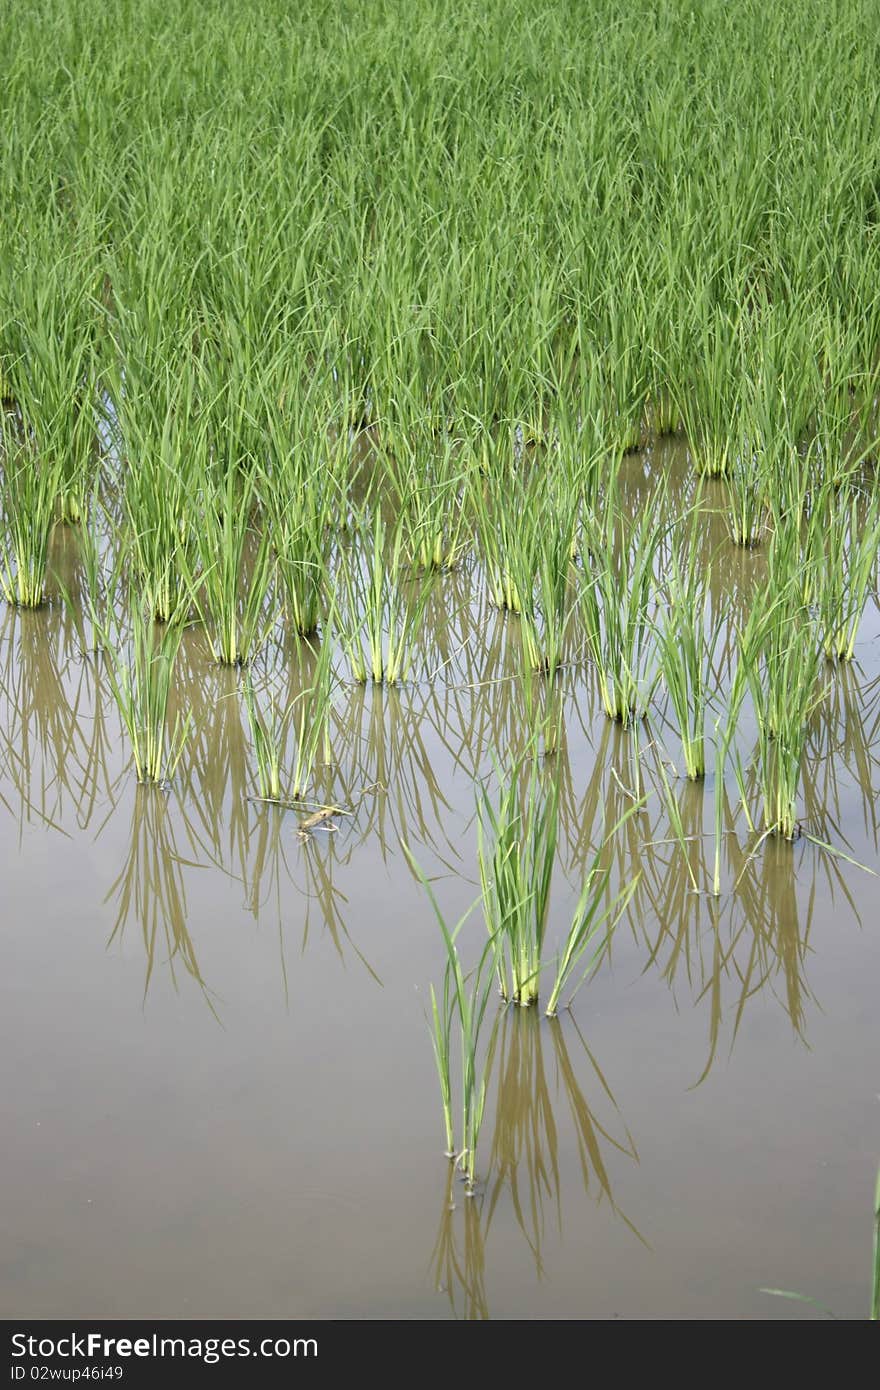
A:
658;545;722;779
478;762;557;1007
405;849;496;1192
545;822;641;1017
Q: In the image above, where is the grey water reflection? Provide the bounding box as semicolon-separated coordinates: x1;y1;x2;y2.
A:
432;1011;641;1319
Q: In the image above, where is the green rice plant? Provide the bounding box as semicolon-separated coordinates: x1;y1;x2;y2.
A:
739;586;825;840
241;673;286;803
470;439;529;613
337;510;429;684
724;442;768;548
3;232;99;526
98;591;191;785
0;421;62;608
404;849;496;1191
289;630;335;799
259;379;339;639
113;360;201;625
579;485;663;726
386;422;469;572
269;477;332;641
514;500;576;680
811;486;880;662
545;830;641;1017
188;460;277;667
241;626;334;802
657;545;722;779
477;761;558;1007
674;306;742;478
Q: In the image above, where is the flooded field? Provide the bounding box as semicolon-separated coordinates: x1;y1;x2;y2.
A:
3;0;880;1324
2;445;878;1321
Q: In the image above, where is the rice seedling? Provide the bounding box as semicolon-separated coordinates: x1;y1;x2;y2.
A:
188;458;277;667
545;833;641;1018
385;421;469;573
579;484;664;726
112;360;201;626
657;541;723;779
405;848;496;1192
2;231;100;526
242;627;334;804
675;306;742;479
98;589;191;786
0;423;62;608
470;440;530;613
739;586;826;840
337;510;430;684
514;501;577;681
811;485;880;662
477;761;557;1007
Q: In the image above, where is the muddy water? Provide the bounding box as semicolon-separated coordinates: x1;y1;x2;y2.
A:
2;445;879;1319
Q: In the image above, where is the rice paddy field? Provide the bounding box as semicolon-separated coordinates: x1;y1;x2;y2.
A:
3;0;880;1321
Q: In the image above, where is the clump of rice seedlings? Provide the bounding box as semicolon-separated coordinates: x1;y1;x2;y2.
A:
724;440;768;548
337;510;429;684
242;626;334;803
0;424;62;608
387;423;468;572
545;832;640;1017
514;500;576;681
523;662;564;758
438;928;496;1194
189;460;276;667
113;362;200;625
711;660;749;897
405;849;496;1193
739;587;825;840
290;631;335;799
269;472;332;641
478;762;557;1007
241;674;287;803
470;440;529;613
579;485;663;726
98;590;191;786
675;306;741;478
259;380;339;639
4;234;99;526
657;542;722;779
811;486;880;662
